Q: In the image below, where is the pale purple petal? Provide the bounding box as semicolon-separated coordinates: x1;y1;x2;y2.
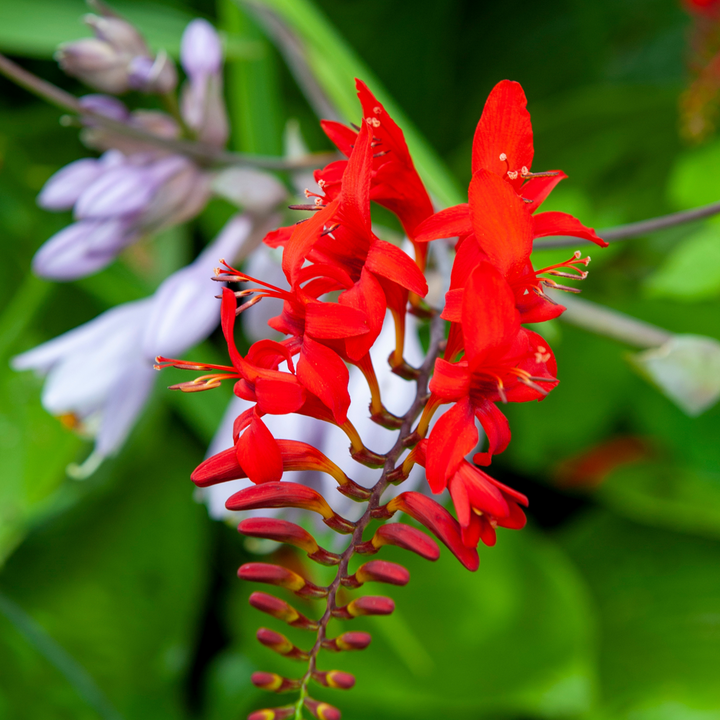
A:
212;168;287;214
127;52;178;94
95;361;156;457
37;158;105;211
32;219;135;280
79;94;130;122
74;165;158;219
180;19;222;77
142;215;253;359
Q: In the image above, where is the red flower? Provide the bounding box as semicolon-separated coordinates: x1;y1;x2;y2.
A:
319;79;435;268
425;261;557;490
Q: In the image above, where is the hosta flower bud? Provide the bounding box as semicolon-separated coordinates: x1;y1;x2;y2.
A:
37;158;106;211
238;563;328;599
256;628;309;661
180;19;222;76
56;38;131;94
304;698;342;720
78;94;130;122
127;51;178;94
342;560;409;588
238;518;341;566
312;670;355;690
226;483;356;534
251;672;300;693
248;592;318;631
84;13;148;57
322;631;372;652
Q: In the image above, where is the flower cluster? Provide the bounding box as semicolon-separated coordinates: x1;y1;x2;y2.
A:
161;79;605;719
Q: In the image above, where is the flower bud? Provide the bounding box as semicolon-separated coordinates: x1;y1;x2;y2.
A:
37;158;105;211
370;523;440;561
181;19;222;77
247;707;294;720
248;592;318;631
342;560;409;588
387;492;480;571
191;447;246;486
256;628;309;661
322;631;371;652
226;482;356;534
251;672;300;693
127;51;178;94
238;563;328;599
84;13;148;56
304;698;342;720
311;670;355;690
56;38;130;94
332;595;395;619
239;518;341;566
78;94;130;122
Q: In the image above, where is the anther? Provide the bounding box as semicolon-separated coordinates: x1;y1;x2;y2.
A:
535;346;551;364
521;166;529;176
499;153;507;161
507;171;519;180
366;117;381;128
373;106;382;114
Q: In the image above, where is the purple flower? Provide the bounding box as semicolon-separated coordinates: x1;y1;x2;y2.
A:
180;19;223;77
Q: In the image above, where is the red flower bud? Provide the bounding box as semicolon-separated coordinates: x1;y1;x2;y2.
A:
238;563;328;599
322;631;372;652
251;672;301;693
256;628;309;661
191;447;245;486
247;707;294;720
332;595;395;619
312;670;356;690
387;492;480;571
227;482;356;534
357;523;440;561
238;518;341;566
342;560;409;588
248;592;318;631
304;698;342;720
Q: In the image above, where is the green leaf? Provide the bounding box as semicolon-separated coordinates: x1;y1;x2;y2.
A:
560;510;720;718
629;334;720;416
213;525;596;719
644;223;720;301
238;0;464;208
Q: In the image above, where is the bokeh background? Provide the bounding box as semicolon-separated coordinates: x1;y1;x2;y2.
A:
2;0;720;718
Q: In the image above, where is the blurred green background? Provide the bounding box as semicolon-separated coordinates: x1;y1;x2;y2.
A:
2;0;720;718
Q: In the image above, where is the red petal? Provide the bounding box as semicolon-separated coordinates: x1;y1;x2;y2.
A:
320;119;356;156
477;514;498;546
462;261;520;366
336;121;373;236
263;225;294;249
532;211;608;247
296;336;350;424
366;239;428;297
516;289;565;324
440;288;463;322
339;267;386;361
472;79;534;190
305;301;370;340
497;501;527;530
449;233;486;291
455;461;510;518
235;412;283;483
522;171;567;212
387;492;479;571
468;169;534;277
448;472;472;527
255;374;306;414
414;204;472;243
461;513;483;548
426;397;478;493
428;358;470;400
192;448;246;487
221;287;247;372
472;399;511;465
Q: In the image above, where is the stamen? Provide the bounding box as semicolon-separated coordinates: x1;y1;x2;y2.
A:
534;346;551;364
521;166;529;176
321;223;340;236
288;204;324;211
499;153;507;161
373;150;390;158
507;171;519;180
541;279;582;293
373;106;382;115
366;117;381;128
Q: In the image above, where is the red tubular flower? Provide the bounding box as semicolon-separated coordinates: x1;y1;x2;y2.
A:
426;261;557;486
319;79;435;268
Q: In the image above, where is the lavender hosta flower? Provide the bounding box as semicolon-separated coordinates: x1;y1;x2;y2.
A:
56;6;176;95
180;19;228;147
212;168;288;216
15;214;256;474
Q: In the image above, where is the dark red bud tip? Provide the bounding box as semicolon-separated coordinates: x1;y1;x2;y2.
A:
332;595;395;619
373;523;440;561
227;481;333;518
251;672;301;693
239;518;319;554
248;592;318;630
192;448;246;486
322;631;372;652
388;492;480;571
305;697;342;720
312;670;356;690
238;563;328;598
247;707;294;720
343;560;409;587
256;628;309;661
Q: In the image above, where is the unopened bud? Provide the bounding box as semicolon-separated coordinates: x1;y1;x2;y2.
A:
227;482;356;534
192;447;246;486
248;592;319;631
247;707;294;720
239;518;341;566
387;492;480;571
251;672;300;693
127;51;178;94
256;628;309;661
342;560;409;588
238;563;328;599
332;595;395;619
371;523;440;561
304;697;342;720
312;670;355;690
322;631;371;652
